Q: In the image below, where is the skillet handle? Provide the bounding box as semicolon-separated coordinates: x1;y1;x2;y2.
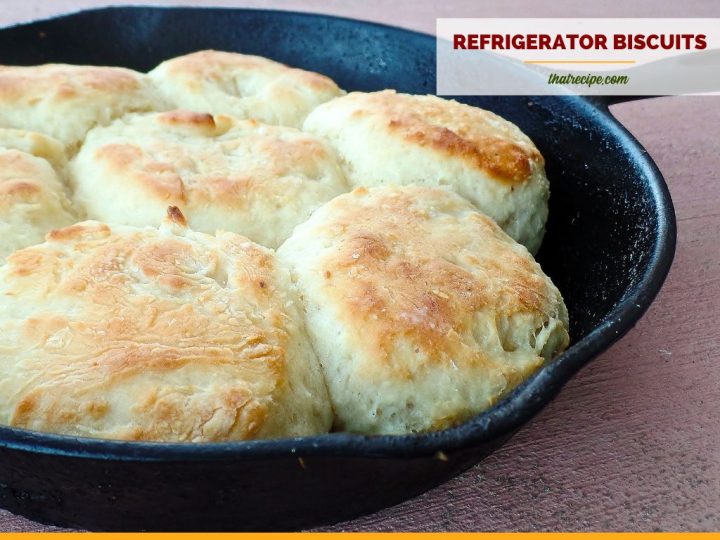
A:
589;95;661;109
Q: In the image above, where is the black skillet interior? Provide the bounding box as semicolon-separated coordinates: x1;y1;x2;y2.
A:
0;7;676;531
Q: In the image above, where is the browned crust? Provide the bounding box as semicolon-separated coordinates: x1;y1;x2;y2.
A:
79;111;339;214
303;187;563;379
159;50;339;93
392;119;536;184
336;231;546;371
158;110;216;128
0;180;42;200
1;222;300;441
166;205;187;226
155;110;234;136
46;222;111;242
93;143;187;203
341;91;544;185
0;64;144;102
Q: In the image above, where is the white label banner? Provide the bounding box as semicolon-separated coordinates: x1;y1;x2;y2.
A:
436;18;720;95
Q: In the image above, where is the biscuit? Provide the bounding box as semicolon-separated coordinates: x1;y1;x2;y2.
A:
0;129;76;262
277;186;569;435
0;209;332;442
0;64;168;149
0;127;68;172
71;110;349;248
303;90;549;253
149;50;343;128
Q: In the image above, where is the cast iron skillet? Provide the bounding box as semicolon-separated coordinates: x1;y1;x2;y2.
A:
0;7;675;531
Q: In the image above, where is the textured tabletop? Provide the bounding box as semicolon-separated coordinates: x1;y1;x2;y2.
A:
0;0;718;532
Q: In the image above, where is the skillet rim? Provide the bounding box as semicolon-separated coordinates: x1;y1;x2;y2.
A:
0;6;677;461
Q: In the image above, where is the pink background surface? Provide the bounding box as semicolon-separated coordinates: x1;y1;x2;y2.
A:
0;0;718;532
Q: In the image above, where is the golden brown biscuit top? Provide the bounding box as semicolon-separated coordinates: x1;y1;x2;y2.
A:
340;90;543;184
0;215;299;441
0;64;146;103
296;186;567;381
158;49;339;93
0;149;63;209
80;110;341;209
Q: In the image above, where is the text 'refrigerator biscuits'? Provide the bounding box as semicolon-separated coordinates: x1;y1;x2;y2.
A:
277;186;569;435
0;64;168;149
71;110;349;248
0;210;332;442
149;50;344;128
303;90;549;254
